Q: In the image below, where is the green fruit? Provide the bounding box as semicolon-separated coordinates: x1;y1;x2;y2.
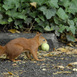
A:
41;43;49;51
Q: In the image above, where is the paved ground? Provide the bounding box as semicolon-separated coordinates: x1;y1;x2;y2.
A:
0;51;77;77
0;33;77;77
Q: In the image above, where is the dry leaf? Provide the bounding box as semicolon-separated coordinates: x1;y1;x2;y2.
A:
56;48;67;52
43;53;50;57
12;63;17;66
53;71;71;75
72;49;77;54
66;50;77;55
75;38;77;42
53;48;55;51
68;62;77;65
51;51;62;55
57;65;65;70
67;43;73;46
67;64;73;67
73;68;77;72
42;68;47;71
30;2;37;8
8;72;13;75
8;29;20;33
75;45;77;47
0;54;6;59
54;46;77;55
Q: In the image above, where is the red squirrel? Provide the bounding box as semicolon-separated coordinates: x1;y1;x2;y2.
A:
0;33;47;62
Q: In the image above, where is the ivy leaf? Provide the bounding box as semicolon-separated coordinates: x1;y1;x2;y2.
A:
68;19;74;26
3;0;20;10
54;16;60;24
39;6;47;14
55;26;60;36
62;0;70;8
48;0;59;8
0;13;3;19
14;20;23;29
66;35;75;42
58;24;66;33
29;11;37;18
38;21;49;28
56;8;68;20
65;26;70;31
0;19;8;25
69;25;75;34
44;26;54;31
24;18;32;25
68;0;77;14
38;15;45;21
39;6;56;19
59;0;70;8
6;10;26;20
8;17;13;22
35;18;40;23
17;13;26;20
68;20;75;34
74;18;77;23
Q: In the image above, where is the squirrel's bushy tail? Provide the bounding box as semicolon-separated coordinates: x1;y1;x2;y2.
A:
0;45;5;56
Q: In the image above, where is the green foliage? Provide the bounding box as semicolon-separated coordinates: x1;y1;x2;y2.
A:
66;35;75;42
0;0;77;42
39;6;56;19
48;0;59;8
56;8;68;20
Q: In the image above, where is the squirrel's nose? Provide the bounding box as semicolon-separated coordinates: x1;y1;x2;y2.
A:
46;41;48;43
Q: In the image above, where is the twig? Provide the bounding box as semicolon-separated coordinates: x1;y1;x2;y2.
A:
28;21;35;32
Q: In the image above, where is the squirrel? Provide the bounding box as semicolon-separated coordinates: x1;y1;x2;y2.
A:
0;33;47;62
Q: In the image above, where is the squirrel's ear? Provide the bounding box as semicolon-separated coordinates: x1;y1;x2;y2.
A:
36;32;42;36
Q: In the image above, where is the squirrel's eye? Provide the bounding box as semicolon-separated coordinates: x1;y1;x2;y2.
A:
43;40;45;41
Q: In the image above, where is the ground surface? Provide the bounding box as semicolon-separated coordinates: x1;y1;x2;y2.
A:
0;33;77;77
0;49;77;77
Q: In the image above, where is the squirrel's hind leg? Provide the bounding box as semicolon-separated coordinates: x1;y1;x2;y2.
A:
10;59;21;62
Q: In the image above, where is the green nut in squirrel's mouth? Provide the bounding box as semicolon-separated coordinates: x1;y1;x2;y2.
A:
41;43;49;51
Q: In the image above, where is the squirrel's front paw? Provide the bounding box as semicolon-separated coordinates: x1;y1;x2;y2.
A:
37;59;45;61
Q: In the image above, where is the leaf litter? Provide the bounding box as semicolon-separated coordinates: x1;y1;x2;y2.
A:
0;45;77;76
38;45;77;75
42;46;77;57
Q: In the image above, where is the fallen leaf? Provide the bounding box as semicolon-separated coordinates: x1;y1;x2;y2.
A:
75;45;77;47
0;54;6;59
43;53;50;57
2;72;12;77
56;48;67;52
53;48;55;51
68;62;77;65
54;46;77;55
53;71;71;75
8;72;13;75
8;29;20;33
67;43;73;46
50;51;62;56
75;38;77;42
65;46;73;50
12;63;17;66
30;2;37;8
57;65;65;70
73;68;77;72
42;68;47;71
